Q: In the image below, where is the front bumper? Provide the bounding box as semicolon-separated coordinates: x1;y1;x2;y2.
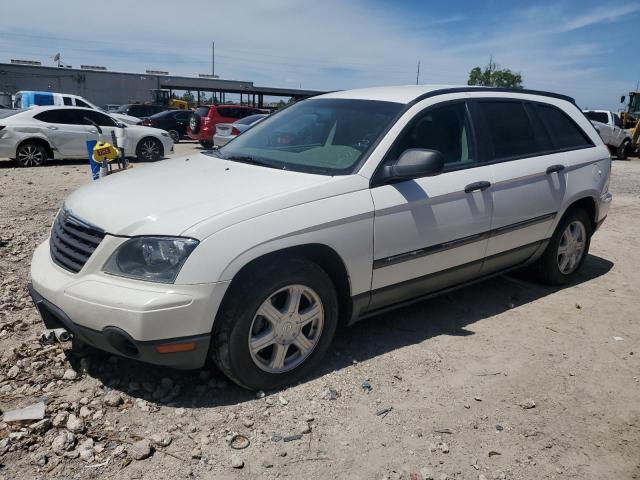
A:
29;284;210;369
29;238;230;369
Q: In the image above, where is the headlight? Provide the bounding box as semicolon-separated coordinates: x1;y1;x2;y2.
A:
103;237;198;283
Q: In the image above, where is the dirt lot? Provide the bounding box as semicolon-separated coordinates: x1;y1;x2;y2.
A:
0;144;639;480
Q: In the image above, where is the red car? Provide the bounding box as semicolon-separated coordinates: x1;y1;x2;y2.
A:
188;105;265;148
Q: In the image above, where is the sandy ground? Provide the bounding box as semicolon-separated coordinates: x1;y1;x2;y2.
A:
0;143;639;480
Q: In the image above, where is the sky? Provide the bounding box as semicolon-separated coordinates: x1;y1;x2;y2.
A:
1;0;639;109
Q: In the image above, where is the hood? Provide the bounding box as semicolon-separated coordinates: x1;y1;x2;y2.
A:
64;154;333;238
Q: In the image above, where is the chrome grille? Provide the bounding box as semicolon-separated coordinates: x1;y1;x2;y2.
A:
50;208;105;273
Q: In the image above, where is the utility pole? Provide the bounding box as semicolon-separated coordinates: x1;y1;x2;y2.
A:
212;41;215;76
416;60;420;85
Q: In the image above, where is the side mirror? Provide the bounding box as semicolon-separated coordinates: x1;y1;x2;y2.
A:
620;95;626;104
380;149;444;182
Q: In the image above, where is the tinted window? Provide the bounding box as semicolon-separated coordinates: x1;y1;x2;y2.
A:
195;106;210;117
478;101;539;160
33;93;54;106
535;104;592;150
394;102;474;169
613;113;622;127
583;111;609;123
80;110;118;127
63;97;73;106
216;98;403;175
75;99;91;108
34;109;82;125
175;112;191;121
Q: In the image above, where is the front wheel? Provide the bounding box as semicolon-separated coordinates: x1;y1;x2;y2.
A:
211;258;338;390
136;137;163;162
617;140;630;160
533;208;592;285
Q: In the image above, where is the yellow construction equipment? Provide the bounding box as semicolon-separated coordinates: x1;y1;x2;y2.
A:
151;89;189;110
620;92;640;156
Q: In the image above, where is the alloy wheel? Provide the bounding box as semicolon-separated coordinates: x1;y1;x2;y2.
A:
557;220;586;274
248;284;324;374
141;140;160;161
17;145;44;167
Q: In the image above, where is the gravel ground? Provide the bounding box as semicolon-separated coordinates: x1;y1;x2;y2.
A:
0;144;639;480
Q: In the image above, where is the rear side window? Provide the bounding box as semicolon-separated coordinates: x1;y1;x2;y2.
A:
583;111;608;123
35;109;83;125
34;93;54;106
534;104;592;150
63;97;73;106
477;101;540;160
218;107;245;119
34;110;66;123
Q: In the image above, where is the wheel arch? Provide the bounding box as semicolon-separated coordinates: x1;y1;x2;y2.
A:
561;196;597;231
15;137;54;159
218;243;353;327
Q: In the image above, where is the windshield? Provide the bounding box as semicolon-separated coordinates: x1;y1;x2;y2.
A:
213;98;403;175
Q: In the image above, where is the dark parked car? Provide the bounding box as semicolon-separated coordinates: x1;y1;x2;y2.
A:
116;104;168;118
141;110;193;142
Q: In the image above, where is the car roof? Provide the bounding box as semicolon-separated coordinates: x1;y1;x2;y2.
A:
317;85;575;105
26;105;100;112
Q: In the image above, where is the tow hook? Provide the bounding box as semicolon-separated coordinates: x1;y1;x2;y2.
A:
40;328;73;345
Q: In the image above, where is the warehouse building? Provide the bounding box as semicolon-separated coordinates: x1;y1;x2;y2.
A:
0;62;322;109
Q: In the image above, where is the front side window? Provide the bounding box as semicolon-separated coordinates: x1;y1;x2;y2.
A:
391;102;475;169
63;97;73;106
535;104;592;150
613;113;622;128
75;99;91;108
214;98;403;175
477;101;539;160
80;110;118;127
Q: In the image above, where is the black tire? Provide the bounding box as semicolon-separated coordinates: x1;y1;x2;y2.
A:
189;114;201;134
199;141;213;149
168;129;180;143
14;141;47;167
617;139;631;160
135;137;163;162
211;258;338;390
532;208;592;286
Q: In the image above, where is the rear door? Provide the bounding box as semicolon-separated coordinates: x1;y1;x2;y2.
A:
33;109;89;157
473;98;591;274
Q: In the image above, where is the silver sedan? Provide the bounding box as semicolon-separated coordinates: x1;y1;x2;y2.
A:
213;114;268;147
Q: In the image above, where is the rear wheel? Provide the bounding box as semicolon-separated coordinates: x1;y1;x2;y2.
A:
136;137;163;162
533;208;592;285
211;258;338;390
15;141;47;167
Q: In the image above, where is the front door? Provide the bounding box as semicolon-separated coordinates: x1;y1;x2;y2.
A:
369;101;494;311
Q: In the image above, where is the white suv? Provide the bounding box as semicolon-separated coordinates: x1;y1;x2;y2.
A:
29;86;612;390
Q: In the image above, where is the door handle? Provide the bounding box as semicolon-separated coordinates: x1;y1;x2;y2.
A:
464;181;491;193
46;126;58;130
88;129;98;134
546;164;565;174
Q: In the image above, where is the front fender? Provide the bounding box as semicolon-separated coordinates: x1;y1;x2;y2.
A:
175;189;375;297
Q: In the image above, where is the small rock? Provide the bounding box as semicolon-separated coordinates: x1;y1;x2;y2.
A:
278;395;289;406
79;406;92;418
520;399;536;409
62;369;78;380
30;418;52;435
438;442;449;453
66;414;85;433
130;439;152;460
190;447;202;459
79;448;95;463
52;412;68;428
301;423;312;434
256;390;266;399
242;417;254;428
7;365;19;379
231;453;244;468
322;388;340;400
174;407;186;416
30;451;48;466
262;459;274;468
113;445;126;457
0;438;10;456
103;391;123;407
51;431;76;454
150;432;172;448
474;396;482;402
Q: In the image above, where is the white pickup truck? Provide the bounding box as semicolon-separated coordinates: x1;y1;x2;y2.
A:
583;110;633;159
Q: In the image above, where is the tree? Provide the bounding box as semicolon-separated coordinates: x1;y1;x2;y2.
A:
468;58;523;88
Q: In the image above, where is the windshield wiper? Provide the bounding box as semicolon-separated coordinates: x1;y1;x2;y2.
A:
224;155;279;169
